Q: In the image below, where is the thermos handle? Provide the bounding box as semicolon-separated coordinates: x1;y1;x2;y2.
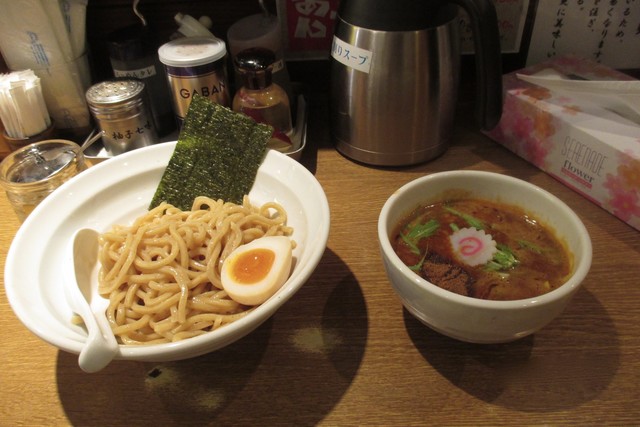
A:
451;0;503;130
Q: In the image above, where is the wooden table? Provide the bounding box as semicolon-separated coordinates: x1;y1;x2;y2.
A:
1;96;639;426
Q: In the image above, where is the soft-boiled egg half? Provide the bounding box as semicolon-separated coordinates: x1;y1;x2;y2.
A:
221;236;293;305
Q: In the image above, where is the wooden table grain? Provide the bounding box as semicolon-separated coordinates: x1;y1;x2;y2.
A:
1;98;639;426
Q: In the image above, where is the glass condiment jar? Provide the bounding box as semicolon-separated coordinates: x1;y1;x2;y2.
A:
227;13;294;104
0;139;87;221
232;47;293;152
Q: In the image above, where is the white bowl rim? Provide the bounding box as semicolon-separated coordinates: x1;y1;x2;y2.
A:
378;170;593;310
4;142;330;360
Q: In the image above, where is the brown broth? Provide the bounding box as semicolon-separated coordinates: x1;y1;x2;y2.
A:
391;198;573;300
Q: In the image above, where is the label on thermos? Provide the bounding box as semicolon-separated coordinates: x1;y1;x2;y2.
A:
331;36;373;73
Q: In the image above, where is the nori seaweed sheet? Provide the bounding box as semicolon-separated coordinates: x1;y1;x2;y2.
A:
149;95;272;210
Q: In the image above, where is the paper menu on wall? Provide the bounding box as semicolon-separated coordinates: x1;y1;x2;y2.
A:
526;0;640;69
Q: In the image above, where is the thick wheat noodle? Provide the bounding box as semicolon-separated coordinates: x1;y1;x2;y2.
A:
98;196;293;345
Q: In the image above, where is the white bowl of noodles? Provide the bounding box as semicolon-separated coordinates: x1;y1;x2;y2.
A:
378;171;592;344
4;141;330;362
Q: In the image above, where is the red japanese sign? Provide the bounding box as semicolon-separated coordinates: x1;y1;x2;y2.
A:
284;0;340;55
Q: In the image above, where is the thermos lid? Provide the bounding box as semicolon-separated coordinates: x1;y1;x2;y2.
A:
338;0;452;31
158;37;227;67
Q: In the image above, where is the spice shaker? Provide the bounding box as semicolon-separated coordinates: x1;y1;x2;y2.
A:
107;24;176;137
158;36;231;126
227;13;293;103
232;48;293;152
0;139;87;221
85;79;158;156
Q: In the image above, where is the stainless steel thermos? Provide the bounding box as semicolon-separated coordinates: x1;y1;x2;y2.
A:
330;0;503;166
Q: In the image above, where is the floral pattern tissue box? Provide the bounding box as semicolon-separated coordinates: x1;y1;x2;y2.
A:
485;55;640;231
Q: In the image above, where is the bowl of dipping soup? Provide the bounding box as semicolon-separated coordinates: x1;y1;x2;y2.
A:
378;171;592;344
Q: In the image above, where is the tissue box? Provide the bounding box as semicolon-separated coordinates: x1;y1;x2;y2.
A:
485;55;640;231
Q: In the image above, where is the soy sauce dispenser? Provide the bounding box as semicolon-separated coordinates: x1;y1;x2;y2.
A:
232;48;293;152
107;24;176;137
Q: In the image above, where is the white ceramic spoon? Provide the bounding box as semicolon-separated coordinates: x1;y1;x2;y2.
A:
65;228;119;373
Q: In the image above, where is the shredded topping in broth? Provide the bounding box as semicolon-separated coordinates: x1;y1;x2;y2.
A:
392;198;572;300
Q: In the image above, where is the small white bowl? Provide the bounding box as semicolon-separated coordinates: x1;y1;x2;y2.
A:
5;141;329;362
378;171;592;344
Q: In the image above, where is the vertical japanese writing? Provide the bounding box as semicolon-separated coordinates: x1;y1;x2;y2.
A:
547;0;569;58
587;0;600;29
531;0;640;68
614;2;632;41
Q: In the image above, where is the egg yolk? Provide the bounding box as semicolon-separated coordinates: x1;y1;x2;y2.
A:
231;248;275;284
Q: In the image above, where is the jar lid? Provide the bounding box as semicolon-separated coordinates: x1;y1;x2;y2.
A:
235;47;276;90
0;140;81;185
86;79;145;106
158;36;227;67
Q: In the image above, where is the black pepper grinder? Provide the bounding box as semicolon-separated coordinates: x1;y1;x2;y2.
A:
232;48;293;152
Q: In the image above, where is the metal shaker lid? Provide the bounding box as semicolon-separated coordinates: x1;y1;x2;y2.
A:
158;36;227;67
85;79;145;106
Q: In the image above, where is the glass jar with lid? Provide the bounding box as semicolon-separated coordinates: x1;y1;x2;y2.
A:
0;139;87;221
